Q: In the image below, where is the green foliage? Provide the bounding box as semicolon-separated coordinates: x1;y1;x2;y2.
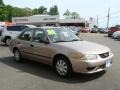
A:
38;6;47;14
115;25;120;27
93;25;98;28
63;10;80;19
0;0;4;5
0;0;5;21
6;5;13;22
0;1;59;22
63;9;71;19
49;5;59;15
12;7;32;17
32;8;38;15
71;12;80;19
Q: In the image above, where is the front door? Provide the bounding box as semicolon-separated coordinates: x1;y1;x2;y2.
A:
31;28;51;64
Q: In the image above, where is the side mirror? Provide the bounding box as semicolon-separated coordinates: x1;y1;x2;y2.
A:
76;33;79;36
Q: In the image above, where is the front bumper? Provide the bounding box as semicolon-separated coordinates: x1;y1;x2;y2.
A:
0;36;5;42
70;54;114;74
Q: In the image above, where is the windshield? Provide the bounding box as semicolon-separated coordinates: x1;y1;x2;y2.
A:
45;28;82;43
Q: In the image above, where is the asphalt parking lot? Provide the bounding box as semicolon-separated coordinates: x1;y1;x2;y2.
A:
0;33;120;90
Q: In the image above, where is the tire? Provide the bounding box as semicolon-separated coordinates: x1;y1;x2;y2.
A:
108;34;112;37
5;37;11;46
13;49;22;62
54;56;72;77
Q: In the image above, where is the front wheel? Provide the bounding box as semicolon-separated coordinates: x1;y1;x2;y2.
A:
108;34;111;37
54;57;72;77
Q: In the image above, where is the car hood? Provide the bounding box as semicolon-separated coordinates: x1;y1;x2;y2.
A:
113;31;120;35
54;41;110;54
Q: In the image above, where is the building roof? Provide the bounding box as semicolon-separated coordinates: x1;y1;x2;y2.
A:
60;19;85;23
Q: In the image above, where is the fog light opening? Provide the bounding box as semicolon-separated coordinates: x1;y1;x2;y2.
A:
87;67;96;71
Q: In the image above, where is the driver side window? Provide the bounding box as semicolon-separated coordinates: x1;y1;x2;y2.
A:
33;29;48;43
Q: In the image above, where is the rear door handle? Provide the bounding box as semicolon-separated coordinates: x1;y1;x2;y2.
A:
30;44;34;47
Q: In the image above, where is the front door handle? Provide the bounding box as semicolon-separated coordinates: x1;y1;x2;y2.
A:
30;44;34;47
17;42;20;44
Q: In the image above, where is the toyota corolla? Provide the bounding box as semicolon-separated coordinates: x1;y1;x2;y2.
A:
9;27;114;77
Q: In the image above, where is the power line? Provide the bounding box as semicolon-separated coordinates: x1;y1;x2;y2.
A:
98;10;120;20
110;10;120;15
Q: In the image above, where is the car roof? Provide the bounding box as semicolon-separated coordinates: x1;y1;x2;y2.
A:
33;26;61;30
6;25;36;27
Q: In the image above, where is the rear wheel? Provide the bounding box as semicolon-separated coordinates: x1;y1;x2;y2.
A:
108;34;112;37
5;37;11;46
13;49;22;62
54;56;72;77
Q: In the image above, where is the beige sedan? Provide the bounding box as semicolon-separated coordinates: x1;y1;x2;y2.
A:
9;27;114;77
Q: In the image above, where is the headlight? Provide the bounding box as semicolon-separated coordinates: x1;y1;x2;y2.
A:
69;52;85;59
109;51;113;56
84;54;97;60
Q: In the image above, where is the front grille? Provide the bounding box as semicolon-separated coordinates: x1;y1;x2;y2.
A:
99;52;109;58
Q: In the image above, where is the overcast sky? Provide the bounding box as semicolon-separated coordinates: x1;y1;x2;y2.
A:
3;0;120;27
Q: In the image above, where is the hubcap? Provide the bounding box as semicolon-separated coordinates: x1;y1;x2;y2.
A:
14;50;20;61
56;60;68;76
6;39;11;46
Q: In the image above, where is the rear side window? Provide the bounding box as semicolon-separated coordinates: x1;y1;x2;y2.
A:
7;26;28;31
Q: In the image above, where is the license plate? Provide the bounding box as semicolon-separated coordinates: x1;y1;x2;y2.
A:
106;59;111;67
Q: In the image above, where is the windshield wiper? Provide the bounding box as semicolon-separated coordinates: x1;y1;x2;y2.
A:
54;40;71;43
71;39;82;41
54;39;82;43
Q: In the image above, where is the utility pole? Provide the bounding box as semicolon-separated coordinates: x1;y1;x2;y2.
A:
97;16;99;28
93;18;95;27
107;8;110;30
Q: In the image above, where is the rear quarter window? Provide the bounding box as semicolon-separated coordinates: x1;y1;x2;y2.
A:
7;26;28;31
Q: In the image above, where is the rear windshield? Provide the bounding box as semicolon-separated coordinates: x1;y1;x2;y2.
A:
7;26;28;31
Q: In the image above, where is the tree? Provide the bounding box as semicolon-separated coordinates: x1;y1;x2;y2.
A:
6;5;13;22
71;12;80;19
12;7;32;17
93;25;98;28
0;0;5;21
22;7;32;16
32;8;38;15
63;10;80;19
38;6;47;14
63;9;71;19
12;7;23;17
49;5;59;15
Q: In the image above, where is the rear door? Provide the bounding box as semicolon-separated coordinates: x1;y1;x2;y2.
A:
17;28;35;60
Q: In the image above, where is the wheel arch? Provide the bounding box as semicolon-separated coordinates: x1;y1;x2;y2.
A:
5;36;11;40
3;36;11;43
53;53;73;70
13;47;19;53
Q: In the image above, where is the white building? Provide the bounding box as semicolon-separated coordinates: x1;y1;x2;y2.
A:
12;15;86;27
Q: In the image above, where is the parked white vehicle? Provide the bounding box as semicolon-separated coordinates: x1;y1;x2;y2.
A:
112;31;120;39
1;25;36;45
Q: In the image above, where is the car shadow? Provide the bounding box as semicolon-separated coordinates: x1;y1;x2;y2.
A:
104;35;120;41
114;39;120;41
104;35;108;37
0;43;8;47
0;56;106;84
